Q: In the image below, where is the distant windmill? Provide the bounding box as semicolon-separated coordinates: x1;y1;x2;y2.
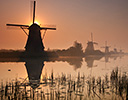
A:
119;47;124;53
101;41;111;54
113;45;118;53
6;1;56;53
85;33;98;52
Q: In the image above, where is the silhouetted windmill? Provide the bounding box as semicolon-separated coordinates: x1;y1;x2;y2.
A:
113;45;118;53
85;33;98;53
6;1;56;53
101;41;111;54
119;47;124;54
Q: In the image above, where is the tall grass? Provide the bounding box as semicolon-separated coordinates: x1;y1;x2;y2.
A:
0;67;128;100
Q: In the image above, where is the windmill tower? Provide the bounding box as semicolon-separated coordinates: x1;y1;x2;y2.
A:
119;47;124;53
85;33;98;53
114;48;117;53
6;1;56;53
101;41;111;54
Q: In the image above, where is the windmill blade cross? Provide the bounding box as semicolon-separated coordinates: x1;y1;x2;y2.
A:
91;32;93;42
40;27;56;30
6;24;29;28
33;1;36;24
93;42;98;45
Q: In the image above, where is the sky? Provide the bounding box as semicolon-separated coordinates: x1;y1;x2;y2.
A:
0;0;128;52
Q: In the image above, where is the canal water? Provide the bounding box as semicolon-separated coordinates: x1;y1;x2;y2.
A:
0;55;128;100
0;55;127;81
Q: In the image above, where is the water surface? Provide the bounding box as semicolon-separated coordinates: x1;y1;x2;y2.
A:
0;55;127;81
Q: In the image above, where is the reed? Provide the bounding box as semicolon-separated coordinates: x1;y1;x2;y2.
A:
0;67;128;100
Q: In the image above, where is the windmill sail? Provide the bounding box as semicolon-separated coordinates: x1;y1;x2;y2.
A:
33;1;36;24
6;24;29;28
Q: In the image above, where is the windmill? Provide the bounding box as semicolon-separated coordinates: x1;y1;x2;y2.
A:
119;47;124;54
85;33;98;53
113;45;118;54
101;41;111;54
6;1;56;53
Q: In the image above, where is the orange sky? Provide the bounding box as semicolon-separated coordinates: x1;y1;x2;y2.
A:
0;0;128;52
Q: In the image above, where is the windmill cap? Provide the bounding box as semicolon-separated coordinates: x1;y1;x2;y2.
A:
29;23;41;30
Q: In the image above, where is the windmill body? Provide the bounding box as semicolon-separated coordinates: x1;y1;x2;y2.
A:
85;33;98;55
85;41;95;52
101;41;111;54
25;24;44;53
101;46;110;54
113;48;117;53
105;46;109;54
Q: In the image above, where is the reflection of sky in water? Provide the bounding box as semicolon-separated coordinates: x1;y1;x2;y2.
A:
0;55;128;81
0;62;27;81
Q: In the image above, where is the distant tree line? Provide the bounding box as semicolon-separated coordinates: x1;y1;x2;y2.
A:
55;41;84;56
